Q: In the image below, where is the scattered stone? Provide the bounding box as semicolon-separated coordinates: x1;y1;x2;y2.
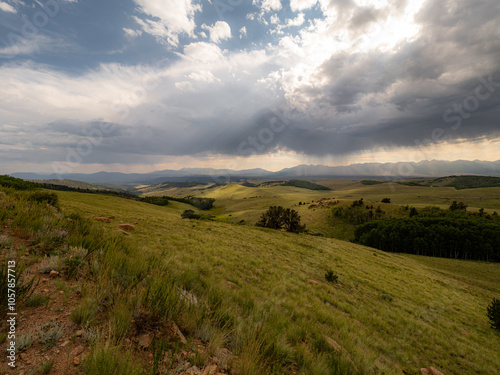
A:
180;289;198;305
94;217;111;223
108;216;115;220
421;366;445;375
61;340;70;347
76;330;83;337
459;328;468;335
42;289;49;293
118;223;136;231
74;357;80;366
203;365;218;375
172;322;187;345
186;366;202;375
226;280;238;287
308;279;319;285
71;346;84;356
117;229;129;235
138;333;153;348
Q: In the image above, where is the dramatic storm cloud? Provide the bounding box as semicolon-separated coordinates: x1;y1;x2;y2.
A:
0;0;499;173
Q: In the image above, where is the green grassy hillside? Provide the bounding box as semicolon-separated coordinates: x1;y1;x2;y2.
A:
137;180;500;242
56;191;500;374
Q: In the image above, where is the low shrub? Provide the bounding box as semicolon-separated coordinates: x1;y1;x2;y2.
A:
36;321;64;350
28;191;59;207
325;270;338;283
16;333;34;352
24;293;49;307
181;210;200;219
84;342;142;375
71;297;99;327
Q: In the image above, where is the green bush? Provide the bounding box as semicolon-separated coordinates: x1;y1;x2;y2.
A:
487;298;500;330
71;297;99;327
62;255;85;279
449;201;467;211
325;270;338;283
138;196;169;206
110;302;132;339
28;191;59;207
0;175;38;190
181;210;200;219
16;333;34;352
381;198;391;203
84;343;142;375
36;321;64;350
24;293;49;307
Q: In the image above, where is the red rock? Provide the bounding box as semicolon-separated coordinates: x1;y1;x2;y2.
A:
119;224;136;231
94;217;110;223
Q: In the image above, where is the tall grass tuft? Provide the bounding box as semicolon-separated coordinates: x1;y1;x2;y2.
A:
84;342;142;375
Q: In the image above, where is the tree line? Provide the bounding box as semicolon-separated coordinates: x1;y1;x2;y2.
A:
354;213;500;262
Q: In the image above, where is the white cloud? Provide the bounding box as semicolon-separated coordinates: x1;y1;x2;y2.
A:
286;12;305;27
289;0;317;12
187;70;220;83
133;0;201;46
181;42;225;63
201;21;231;44
270;14;279;24
253;0;282;12
133;16;174;45
123;28;143;38
239;26;247;39
175;81;194;91
0;35;69;58
0;2;16;13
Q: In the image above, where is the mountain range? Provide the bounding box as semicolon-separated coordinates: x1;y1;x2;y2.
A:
11;160;500;184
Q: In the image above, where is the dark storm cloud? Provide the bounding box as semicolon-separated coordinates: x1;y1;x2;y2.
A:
255;0;500;157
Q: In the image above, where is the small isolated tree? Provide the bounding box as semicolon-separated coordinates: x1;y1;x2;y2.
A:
181;210;199;219
282;208;306;233
409;207;418;217
351;198;364;207
256;206;305;233
487;298;500;330
449;201;467;211
256;206;284;229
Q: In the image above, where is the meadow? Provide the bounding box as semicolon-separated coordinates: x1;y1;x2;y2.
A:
56;185;500;374
1;179;499;374
137;178;500;240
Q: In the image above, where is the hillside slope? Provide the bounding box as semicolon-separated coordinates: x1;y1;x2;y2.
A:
57;191;500;375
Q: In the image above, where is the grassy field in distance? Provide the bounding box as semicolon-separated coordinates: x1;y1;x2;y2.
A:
56;190;500;375
136;178;500;241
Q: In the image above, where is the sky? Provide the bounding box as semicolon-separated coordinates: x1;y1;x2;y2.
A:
0;0;499;174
